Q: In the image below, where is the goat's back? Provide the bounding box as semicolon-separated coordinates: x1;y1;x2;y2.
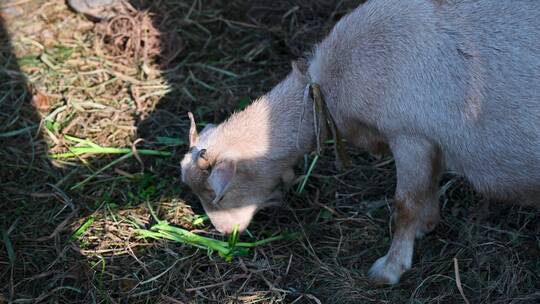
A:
309;0;540;200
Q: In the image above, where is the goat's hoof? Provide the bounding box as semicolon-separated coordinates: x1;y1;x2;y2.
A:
368;255;408;285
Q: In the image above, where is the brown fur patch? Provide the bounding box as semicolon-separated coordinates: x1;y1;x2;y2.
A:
393;197;417;228
368;141;390;157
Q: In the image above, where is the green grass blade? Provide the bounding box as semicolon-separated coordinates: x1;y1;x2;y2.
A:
136;217;296;262
64;135;101;148
146;202;163;224
70;216;95;241
192;214;208;226
50;147;171;159
2;230;15;265
71;152;133;190
51;135;172;159
192;63;239;78
235;232;299;248
296;154;320;194
228;224;240;248
136;225;230;254
156;136;186;146
152;222;230;248
0;125;37;138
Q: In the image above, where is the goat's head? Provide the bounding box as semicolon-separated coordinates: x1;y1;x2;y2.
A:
180;111;296;234
181;63;309;234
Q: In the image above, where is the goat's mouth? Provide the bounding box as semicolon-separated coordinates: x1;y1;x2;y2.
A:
201;187;284;235
205;204;258;235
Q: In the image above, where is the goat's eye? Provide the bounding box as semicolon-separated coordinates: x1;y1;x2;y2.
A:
198;149;207;159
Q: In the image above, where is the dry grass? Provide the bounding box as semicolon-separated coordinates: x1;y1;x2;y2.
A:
0;0;539;303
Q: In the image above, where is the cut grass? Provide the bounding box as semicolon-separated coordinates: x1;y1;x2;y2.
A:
48;135;172;190
50;135;172;159
69;216;95;241
135;204;298;262
297;153;320;194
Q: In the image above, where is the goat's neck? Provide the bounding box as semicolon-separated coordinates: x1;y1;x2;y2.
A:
218;73;318;165
267;83;319;162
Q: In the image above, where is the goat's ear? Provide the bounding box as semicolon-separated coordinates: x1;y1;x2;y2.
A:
208;159;236;204
188;112;198;147
196;148;210;170
291;58;308;76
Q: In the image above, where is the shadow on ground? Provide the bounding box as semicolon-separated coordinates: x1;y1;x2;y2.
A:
0;1;538;303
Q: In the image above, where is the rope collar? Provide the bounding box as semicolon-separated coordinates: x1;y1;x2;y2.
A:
297;75;351;170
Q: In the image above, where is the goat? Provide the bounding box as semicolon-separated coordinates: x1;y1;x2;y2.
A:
181;0;540;284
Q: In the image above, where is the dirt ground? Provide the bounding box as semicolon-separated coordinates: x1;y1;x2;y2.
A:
0;0;538;303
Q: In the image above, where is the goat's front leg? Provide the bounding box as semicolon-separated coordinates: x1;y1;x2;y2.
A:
368;136;442;284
